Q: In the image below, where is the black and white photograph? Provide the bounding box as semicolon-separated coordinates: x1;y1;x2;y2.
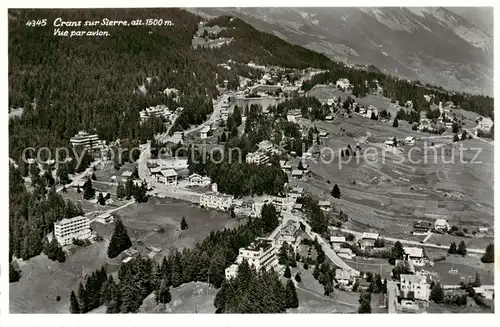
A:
4;3;496;321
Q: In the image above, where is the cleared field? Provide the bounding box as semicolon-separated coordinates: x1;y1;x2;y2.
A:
94;162;137;184
9;242;117;313
420;250;495;285
113;197;243;256
140;282;217;313
298;115;494;239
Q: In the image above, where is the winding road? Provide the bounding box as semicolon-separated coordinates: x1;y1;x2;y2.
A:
329;226;486;255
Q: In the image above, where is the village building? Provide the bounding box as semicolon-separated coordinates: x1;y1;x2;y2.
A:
277;221;302;252
225;238;278;280
139;104;170;122
245;151;270;165
335;269;355;286
286;109;302;123
403;247;424;266
330;236;346;251
70;131;103;151
434;218;450;232
399;274;430;302
200;192;234;211
148;157;188;171
225;263;239;280
412;220;432;235
157;169;178;185
291;169;304;180
336;78;351;90
476;117;493;134
404;136;415;145
337;247;355;260
121;170;133;182
360;232;379;251
96;212;114;224
170;131;184;144
200;125;211;139
279;160;292;173
54;216;91;246
251;202;264;218
188;173;211;187
318;200;331;211
257;140;274;153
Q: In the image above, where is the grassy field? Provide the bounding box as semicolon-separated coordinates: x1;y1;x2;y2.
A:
112;197;243;257
293;112;494;238
420;249;495;285
140;282;217;313
10;241;117;313
10;197;241;313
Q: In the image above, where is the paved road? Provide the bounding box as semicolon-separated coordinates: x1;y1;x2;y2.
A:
464;128;494;146
159;92;232;143
56;160;101;193
329;226;486;255
278;212;360;276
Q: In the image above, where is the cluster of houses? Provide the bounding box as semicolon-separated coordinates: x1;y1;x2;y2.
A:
411;218;450;234
139;104;181;124
147;157;189;186
245;140;282;165
225;216;305;280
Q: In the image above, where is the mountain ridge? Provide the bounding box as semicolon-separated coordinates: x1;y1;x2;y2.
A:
188;7;493;96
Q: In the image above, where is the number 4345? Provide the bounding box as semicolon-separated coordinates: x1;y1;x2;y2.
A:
26;19;48;27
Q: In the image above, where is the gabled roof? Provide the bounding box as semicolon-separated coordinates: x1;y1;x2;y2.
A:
403;247;423;258
362;232;379;240
330;236;346;243
161;169;178;177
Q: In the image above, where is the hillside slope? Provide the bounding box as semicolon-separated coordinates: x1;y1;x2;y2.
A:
190;7;493;96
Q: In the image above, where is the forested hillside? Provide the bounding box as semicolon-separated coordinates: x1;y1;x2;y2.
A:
9;9;493;163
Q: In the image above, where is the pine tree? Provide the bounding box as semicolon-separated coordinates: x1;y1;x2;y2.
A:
9;262;20;283
284;265;291;278
107;218;132;258
331;184;341;199
430;283;444;303
457;241;467;256
91;172;97;180
389;241;405;265
70;290;81;313
303;262;309;270
83;178;95;200
77;282;88;313
156;279;172;304
481;243;494;263
358;291;372;313
448;242;457;254
393;118;399;128
294;273;301;283
180;217;188;230
285;280;299;309
116;182;125;199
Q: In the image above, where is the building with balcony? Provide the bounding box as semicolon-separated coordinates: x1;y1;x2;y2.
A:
245;152;270;165
200;193;234;211
54;216;91;246
70;131;103;151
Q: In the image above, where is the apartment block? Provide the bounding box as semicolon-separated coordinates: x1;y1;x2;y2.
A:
54;216;91;246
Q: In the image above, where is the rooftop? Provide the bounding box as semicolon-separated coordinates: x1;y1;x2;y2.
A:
318;200;330;207
362;232;379;240
161;169;178;177
55;216;88;226
403;247;423;258
200;125;211;133
400;274;427;285
244;238;274;252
